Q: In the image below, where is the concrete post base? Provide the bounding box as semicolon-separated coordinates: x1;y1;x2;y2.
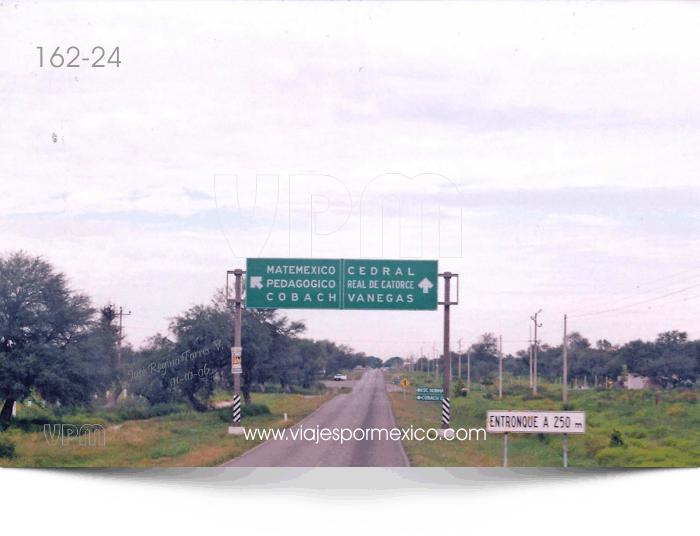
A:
228;426;246;435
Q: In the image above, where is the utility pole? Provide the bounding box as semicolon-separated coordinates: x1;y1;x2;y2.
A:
441;272;452;430
563;314;568;403
110;306;131;404
531;310;542;395
498;334;503;399
467;349;471;394
228;269;245;434
433;345;438;379
563;313;568;467
529;325;533;388
458;338;463;380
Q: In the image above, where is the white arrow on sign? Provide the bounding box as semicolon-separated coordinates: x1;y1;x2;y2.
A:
417;278;434;294
250;276;263;289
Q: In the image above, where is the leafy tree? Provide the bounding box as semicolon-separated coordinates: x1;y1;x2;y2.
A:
127;334;179;405
0;251;95;420
384;356;404;369
169;303;232;411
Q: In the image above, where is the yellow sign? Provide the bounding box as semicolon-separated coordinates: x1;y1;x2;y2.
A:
400;378;410;388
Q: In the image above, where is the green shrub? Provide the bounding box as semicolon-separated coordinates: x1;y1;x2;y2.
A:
0;437;16;459
628;427;646;439
584;435;608;457
665;404;684;417
215;404;270;423
242;404;270;417
562;402;576;411
649;425;670;439
609;429;625;447
453;379;467;398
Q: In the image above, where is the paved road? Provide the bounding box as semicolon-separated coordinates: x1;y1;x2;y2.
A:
221;369;409;467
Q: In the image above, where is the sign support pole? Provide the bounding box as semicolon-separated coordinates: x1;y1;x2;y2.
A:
228;269;245;434
504;433;508;467
498;334;503;399
441;272;452;429
563;314;568;466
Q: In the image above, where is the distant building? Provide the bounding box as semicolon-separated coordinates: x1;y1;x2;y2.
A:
623;373;653;390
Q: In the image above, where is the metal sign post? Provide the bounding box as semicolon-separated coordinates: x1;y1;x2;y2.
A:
563;314;568;466
400;378;410;401
438;272;458;430
228;269;246;435
487;410;586;467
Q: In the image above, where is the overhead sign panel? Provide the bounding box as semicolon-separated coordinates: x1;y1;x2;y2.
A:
342;259;437;310
486;410;586;434
245;258;438;311
245;258;342;309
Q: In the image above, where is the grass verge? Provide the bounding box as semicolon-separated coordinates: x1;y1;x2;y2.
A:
389;372;700;467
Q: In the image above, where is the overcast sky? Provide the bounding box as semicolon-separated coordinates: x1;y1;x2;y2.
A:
2;2;699;358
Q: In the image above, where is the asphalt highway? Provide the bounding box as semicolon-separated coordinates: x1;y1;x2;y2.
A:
221;369;410;467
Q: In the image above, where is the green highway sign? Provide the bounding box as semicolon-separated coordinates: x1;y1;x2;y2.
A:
416;387;443;394
416;386;443;401
416;395;442;401
245;258;438;310
245;258;342;309
342;259;437;310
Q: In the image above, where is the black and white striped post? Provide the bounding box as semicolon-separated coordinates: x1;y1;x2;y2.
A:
442;397;450;426
232;395;241;424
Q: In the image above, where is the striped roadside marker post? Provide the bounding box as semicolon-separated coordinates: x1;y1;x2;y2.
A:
232;395;241;424
442;397;450;426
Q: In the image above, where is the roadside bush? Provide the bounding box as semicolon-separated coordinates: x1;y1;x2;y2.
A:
453;378;467;398
215;404;270;423
0;436;16;459
665;404;685;417
628;427;646;439
649;425;670;439
609;429;625;447
243;404;271;417
584;435;608;457
674;391;698;404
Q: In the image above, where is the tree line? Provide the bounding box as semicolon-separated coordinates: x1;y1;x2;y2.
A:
2;250;698;421
0;251;379;420
412;331;700;389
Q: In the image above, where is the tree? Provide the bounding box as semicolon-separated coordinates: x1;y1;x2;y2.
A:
384;356;404;369
169;303;233;411
656;330;688;348
0;251;95;420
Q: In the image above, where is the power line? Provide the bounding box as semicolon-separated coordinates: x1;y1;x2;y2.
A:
568;266;700;316
571;283;700;318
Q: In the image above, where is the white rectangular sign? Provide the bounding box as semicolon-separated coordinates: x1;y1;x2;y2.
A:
486;410;586;434
231;347;242;374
